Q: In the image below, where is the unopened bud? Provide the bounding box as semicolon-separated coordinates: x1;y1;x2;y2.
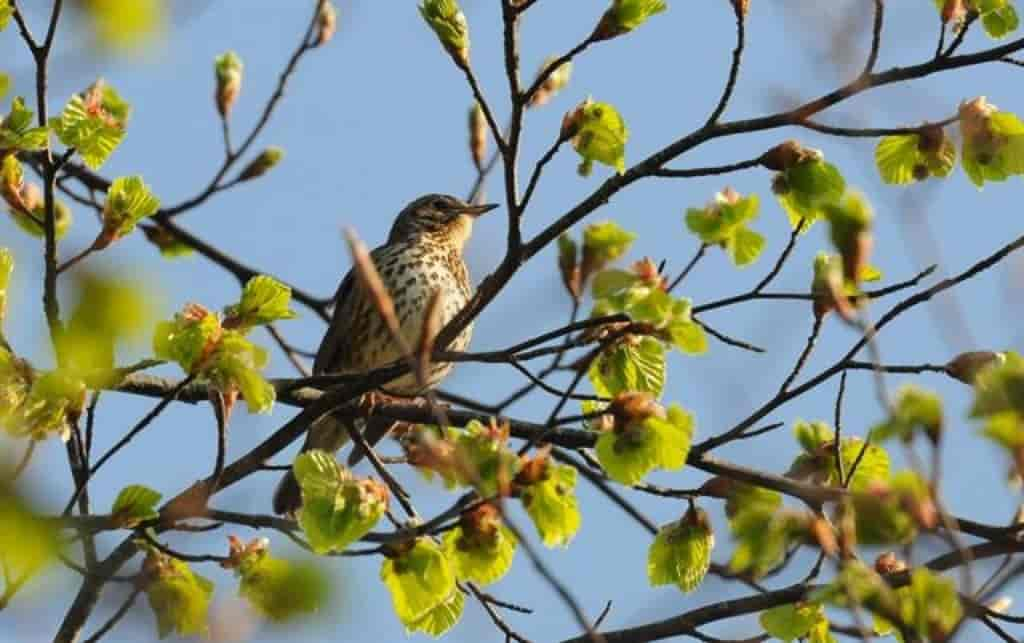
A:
732;0;750;17
468;103;487;171
632;257;666;290
314;2;338;47
529;57;572;108
557;233;581;300
942;0;966;23
214;51;243;118
874;551;908;575
609;392;664;428
945;350;1005;384
760;140;822;172
237;147;284;182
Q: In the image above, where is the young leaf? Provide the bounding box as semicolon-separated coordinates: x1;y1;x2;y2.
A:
875;129;956;184
0;247;12;322
980;0;1020;38
594;0;668;40
111;484;162;527
142;549;214;639
0;1;12;31
419;0;470;67
442;504;516;586
408;586;464;637
152;304;223;374
99;175;160;245
214;51;243;118
0;487;60;580
839;438;890;491
449;420;520;497
595;402;693;485
959;96;1024;188
872;385;943;443
647;506;713;593
589;336;666;398
685;189;766;267
381;538;457;629
293;450;389;554
760;602;829;642
0;346;32;431
226;537;327;623
7;370;86;441
520;461;581;547
773;155;846;230
50;80;130;169
0;97;49;152
223;274;298;332
565;99;629;176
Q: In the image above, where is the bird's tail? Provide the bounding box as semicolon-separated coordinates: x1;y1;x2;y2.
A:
272;413;351;516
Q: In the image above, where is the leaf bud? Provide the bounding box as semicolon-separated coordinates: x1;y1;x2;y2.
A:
314;2;338;47
468;103;487;171
238;147;284;182
214;51;243;119
945;350;1005;384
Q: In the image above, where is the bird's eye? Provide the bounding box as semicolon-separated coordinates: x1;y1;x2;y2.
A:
431;198;448;210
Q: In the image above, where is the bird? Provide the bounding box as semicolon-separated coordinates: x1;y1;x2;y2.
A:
273;193;498;516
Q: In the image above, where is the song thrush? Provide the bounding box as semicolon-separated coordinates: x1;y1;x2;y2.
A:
273;193;497;515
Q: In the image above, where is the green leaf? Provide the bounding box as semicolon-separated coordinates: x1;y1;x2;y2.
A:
727;226;766;266
589;336;666;397
152;305;222;374
959;97;1024;187
520;462;581;547
207;331;275;414
0;97;48;152
419;0;470;59
60;275;152;380
235;549;327;623
449;420;520;497
875;132;956;184
143;551;214;639
6;369;85;441
102;175;160;240
839;438;890;492
905;567;962;640
293;450;388;554
223;274;298;332
592;269;639;299
442;521;517;587
0;74;10;100
570;99;629;175
970;350;1024;418
79;0;165;51
408;586;464;637
647;507;713;593
50;80;130;169
0;246;12;322
871;385;943;443
607;0;668;33
774;159;846;230
667;317;708;354
760;602;827;642
982;3;1020;38
597;403;694;485
381;538;456;627
582;221;636;272
794;420;833;453
0;346;32;432
0;487;61;581
111;484;162;527
0;0;11;31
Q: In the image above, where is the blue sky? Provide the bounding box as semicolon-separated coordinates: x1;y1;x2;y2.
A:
2;1;1024;641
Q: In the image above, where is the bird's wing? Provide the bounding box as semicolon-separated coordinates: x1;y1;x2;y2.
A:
313;267;357;375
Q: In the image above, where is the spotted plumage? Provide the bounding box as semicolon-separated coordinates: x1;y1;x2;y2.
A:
273;193;497;515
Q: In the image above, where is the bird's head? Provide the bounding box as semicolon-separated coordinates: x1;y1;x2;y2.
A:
388;193;498;249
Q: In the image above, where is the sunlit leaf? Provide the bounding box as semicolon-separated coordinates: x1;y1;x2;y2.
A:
566;99;629;176
520;461;581;547
223;275;298;333
111;484;162;527
647;506;713;593
50;80;130;169
381;538;457;628
142;548;214;639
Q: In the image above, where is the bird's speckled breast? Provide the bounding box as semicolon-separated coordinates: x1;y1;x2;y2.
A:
349;238;474;394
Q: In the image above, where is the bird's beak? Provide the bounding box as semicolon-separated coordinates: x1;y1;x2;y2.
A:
460;202;500;218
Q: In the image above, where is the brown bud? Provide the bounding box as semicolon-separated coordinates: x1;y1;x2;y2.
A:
314;2;338;47
697;476;736;500
945;350;1004;384
560;99;590;141
460;502;502;547
874;551;908;575
609;391;664;428
917;124;947;154
732;0;750;16
942;0;966;23
760;140;820;171
515;447;551;486
840;231;873;286
468;103;487;171
238;147;284;182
